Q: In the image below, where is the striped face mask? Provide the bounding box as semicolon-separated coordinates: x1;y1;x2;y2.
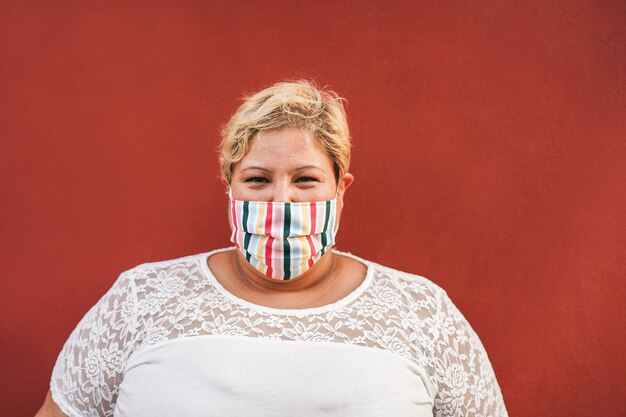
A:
228;191;339;280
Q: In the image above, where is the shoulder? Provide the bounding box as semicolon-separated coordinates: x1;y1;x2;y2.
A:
120;247;230;283
335;248;450;306
110;247;237;305
129;249;207;273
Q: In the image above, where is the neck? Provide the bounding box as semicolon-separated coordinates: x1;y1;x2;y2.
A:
230;248;341;294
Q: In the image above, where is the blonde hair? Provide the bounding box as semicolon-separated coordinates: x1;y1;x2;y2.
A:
218;79;351;184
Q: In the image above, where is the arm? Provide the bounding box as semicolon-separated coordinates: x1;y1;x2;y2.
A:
431;289;509;417
34;391;68;417
48;268;142;417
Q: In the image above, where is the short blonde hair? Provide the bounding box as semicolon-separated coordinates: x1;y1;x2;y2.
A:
218;79;351;184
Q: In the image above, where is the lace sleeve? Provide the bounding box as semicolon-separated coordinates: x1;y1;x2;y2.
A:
431;288;509;417
50;268;142;417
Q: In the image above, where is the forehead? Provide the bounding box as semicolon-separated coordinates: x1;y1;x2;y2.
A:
237;128;334;171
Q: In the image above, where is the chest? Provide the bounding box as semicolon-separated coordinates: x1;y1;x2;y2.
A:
114;335;434;417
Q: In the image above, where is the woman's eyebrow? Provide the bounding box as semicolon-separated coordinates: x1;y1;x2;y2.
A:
240;166;272;172
294;165;324;172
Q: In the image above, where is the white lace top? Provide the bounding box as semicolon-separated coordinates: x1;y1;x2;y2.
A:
50;247;508;417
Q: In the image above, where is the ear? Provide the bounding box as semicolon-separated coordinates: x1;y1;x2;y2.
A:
338;172;355;194
335;173;354;221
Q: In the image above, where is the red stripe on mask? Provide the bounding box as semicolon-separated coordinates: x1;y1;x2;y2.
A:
264;202;273;277
231;201;238;246
306;202;318;267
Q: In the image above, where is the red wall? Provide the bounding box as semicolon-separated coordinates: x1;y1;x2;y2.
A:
1;1;624;416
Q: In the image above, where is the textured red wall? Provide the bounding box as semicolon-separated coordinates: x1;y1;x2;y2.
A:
1;1;624;416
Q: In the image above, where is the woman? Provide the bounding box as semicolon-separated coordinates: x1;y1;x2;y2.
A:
37;80;508;417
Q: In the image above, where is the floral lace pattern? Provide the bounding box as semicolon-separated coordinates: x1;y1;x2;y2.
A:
50;248;508;417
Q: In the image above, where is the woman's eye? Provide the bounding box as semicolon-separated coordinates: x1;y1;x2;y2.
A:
245;177;269;183
295;177;318;183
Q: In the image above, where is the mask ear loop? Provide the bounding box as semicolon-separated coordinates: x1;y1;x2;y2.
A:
332;177;341;200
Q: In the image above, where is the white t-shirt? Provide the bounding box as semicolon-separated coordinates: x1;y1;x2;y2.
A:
50;247;508;417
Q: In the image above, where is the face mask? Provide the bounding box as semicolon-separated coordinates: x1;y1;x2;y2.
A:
228;190;339;280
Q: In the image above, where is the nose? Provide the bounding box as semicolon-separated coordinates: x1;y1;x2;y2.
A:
273;181;294;202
